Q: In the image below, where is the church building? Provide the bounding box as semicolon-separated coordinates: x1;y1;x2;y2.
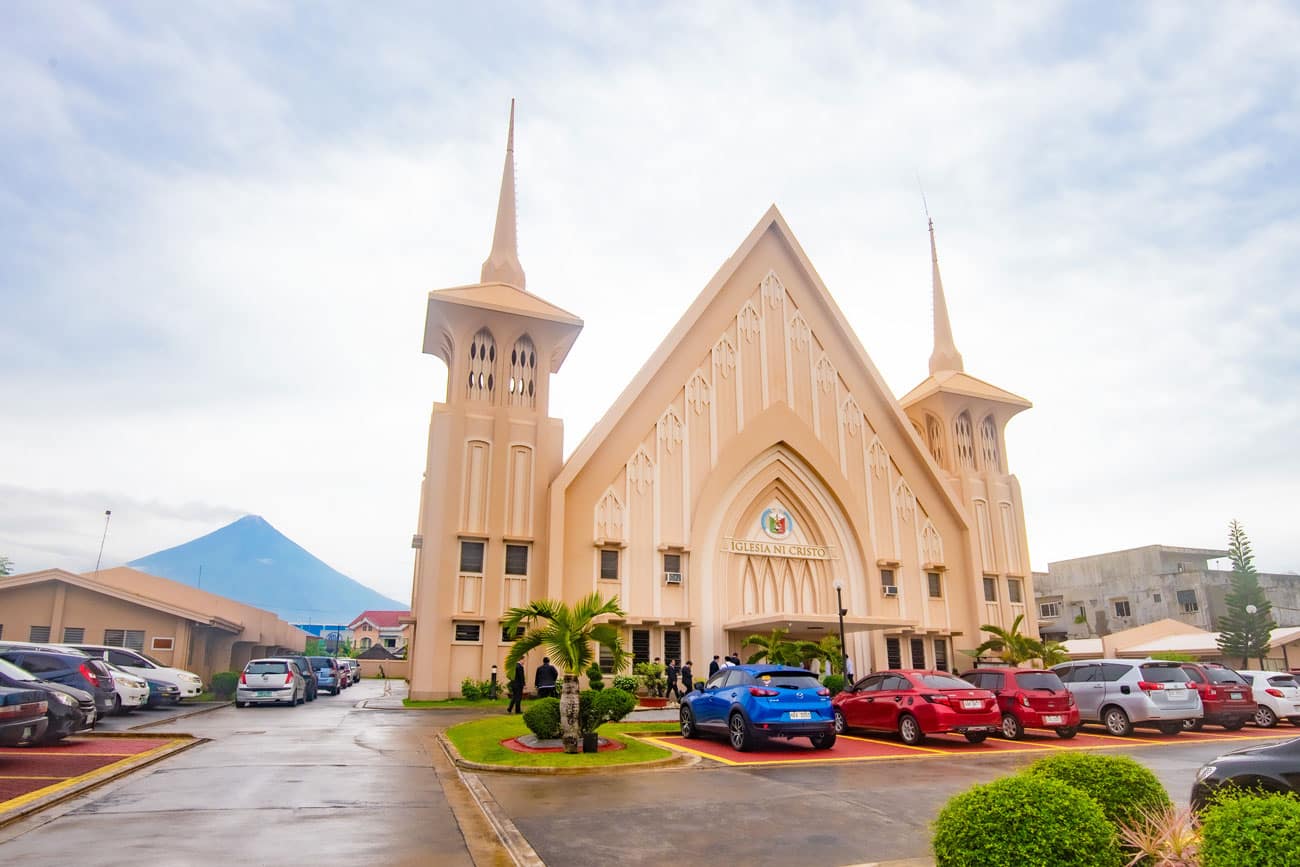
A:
406;104;1037;699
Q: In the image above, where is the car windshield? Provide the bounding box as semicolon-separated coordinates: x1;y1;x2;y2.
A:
309;657;333;667
0;658;38;681
920;674;977;690
1207;669;1246;685
1016;672;1066;692
1139;664;1190;683
246;662;288;675
754;672;821;690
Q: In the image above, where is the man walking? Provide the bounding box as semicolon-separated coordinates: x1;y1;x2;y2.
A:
535;656;559;700
708;655;720;677
681;660;694;694
665;658;682;703
507;660;525;713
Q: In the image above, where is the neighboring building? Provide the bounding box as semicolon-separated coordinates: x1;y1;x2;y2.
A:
0;566;306;680
293;623;354;653
348;610;410;652
406;103;1037;699
1035;545;1300;641
1059;617;1300;672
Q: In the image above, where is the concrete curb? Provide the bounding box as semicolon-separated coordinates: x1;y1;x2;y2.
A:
0;736;205;829
840;860;935;867
126;701;232;730
438;731;698;775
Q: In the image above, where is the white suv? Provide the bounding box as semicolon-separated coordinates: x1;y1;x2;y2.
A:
1236;670;1300;728
66;645;204;700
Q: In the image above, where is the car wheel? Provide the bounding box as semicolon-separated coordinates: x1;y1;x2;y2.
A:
112;695;122;715
964;732;989;744
1255;705;1279;728
236;701;245;708
999;713;1024;740
898;713;926;746
1223;719;1246;731
809;730;836;750
333;687;340;696
833;709;847;735
728;712;754;752
1054;726;1078;740
1157;721;1183;736
679;706;698;739
1103;706;1133;736
1183;718;1204;732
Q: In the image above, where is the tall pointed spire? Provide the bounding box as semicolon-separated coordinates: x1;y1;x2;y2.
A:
927;217;964;375
480;99;526;288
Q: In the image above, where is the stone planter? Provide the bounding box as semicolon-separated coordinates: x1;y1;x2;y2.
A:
638;697;669;708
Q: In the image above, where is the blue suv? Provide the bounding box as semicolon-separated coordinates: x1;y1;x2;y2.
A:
680;664;835;751
309;656;342;695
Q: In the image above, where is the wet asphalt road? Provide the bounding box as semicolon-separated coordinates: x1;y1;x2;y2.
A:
0;680;480;866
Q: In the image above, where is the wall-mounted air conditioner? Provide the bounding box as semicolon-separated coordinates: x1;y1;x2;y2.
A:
664;571;683;585
882;585;899;597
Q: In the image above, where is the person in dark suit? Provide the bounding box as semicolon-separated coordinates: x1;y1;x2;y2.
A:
535;657;559;699
665;658;682;702
681;660;694;694
709;656;720;677
507;660;525;713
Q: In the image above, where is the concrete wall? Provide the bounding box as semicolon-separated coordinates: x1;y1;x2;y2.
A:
356;658;409;680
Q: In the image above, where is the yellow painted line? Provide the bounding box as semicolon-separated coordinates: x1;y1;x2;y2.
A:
0;741;181;813
840;734;948;755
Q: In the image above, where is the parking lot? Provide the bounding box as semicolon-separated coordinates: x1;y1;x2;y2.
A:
0;736;195;813
646;723;1296;766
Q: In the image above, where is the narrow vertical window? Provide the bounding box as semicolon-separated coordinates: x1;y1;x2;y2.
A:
982;576;998;602
467;328;497;401
599;549;620;580
632;629;650;665
927;572;942;598
909;637;926;669
885;637;902;670
506;334;537;408
954;412;976;470
1008;578;1023;604
933;638;949;672
980;415;1001;472
925;414;945;465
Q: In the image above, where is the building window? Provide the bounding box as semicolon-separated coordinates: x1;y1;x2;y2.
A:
632;629;650;666
504;544;529;576
885;637;902;670
925;414;945;465
599;644;615;674
1153;593;1162;603
453;622;482;643
664;630;682;664
600;549;620;580
460;540;485;574
927;572;942;598
151;637;175;651
933;638;949;672
1177;589;1199;613
506;334;537;407
979;415;1001;471
982;576;998;602
954;412;976;470
1040;601;1062;619
104;629;146;651
910;637;926;668
467;328;496;401
881;568;896;588
663;552;682;584
1114;600;1132;618
0;624;4;640
29;625;50;643
61;627;85;643
383;637;396;648
361;637;372;650
1008;578;1023;604
501;625;525;643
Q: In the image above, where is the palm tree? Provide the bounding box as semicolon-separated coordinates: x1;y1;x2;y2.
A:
1037;639;1070;667
965;614;1041;666
742;628;824;668
503;592;629;754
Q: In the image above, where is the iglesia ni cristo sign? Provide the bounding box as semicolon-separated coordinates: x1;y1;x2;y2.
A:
724;538;836;560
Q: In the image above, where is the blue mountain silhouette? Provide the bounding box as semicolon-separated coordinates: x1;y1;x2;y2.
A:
127;515;407;625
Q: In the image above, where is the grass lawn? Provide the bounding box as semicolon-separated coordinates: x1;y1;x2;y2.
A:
446;716;677;767
403;697;509;708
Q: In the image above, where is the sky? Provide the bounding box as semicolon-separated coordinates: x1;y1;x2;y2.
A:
2;2;1298;605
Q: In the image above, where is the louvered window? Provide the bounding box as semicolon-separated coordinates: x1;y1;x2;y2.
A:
504;544;529;576
29;625;50;643
910;637;926;668
886;637;902;670
459;540;485;574
933;638;949;672
62;627;85;643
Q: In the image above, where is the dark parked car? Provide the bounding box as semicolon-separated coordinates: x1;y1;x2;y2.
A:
282;655;319;701
309;657;342;696
0;657;95;743
145;678;182;708
1191;737;1300;810
0;685;49;746
0;647;117;718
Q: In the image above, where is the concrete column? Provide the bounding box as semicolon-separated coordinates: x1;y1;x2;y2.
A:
49;583;67;641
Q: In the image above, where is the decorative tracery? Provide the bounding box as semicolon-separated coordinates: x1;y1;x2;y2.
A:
506;334;537;407
980;415;1001;471
467;328;496;401
954;412;976;471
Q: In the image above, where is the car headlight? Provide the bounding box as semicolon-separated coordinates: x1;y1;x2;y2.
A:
1196;765;1218;781
54;692;77;707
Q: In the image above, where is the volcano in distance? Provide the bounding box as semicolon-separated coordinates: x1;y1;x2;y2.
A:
128;515;407;626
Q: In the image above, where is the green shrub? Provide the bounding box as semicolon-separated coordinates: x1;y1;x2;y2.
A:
211;671;239;700
612;675;638;693
932;774;1122;867
1025;752;1171;829
522;697;562;739
575;687;638;734
1200;792;1300;867
460;678;483;701
634;662;666;697
586;663;605;691
821;673;846;696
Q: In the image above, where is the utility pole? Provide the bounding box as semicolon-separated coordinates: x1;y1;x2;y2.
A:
93;510;112;573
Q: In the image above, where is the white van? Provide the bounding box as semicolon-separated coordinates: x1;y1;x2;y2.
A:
66;644;204;700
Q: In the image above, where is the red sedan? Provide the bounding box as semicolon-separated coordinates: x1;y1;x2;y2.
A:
832;670;1001;745
960;667;1080;739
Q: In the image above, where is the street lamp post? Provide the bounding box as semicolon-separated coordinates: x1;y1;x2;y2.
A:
833;579;848;678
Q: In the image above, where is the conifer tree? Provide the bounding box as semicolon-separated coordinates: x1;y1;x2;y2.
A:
1215;520;1275;667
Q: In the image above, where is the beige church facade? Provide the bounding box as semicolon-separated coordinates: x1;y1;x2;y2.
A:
407;104;1037;699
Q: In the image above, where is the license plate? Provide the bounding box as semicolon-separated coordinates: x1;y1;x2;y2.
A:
257;691;271;697
1230;692;1243;700
961;700;983;710
789;711;812;720
1043;715;1064;724
1165;689;1187;700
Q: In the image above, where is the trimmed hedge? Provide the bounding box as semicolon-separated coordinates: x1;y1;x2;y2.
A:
1200;792;1300;867
821;673;846;696
932;774;1122;867
1024;752;1171;829
522;697;561;739
210;671;239;700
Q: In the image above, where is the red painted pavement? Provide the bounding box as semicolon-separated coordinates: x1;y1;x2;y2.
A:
0;736;177;805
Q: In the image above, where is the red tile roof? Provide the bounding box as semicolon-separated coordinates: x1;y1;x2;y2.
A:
349;609;409;629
